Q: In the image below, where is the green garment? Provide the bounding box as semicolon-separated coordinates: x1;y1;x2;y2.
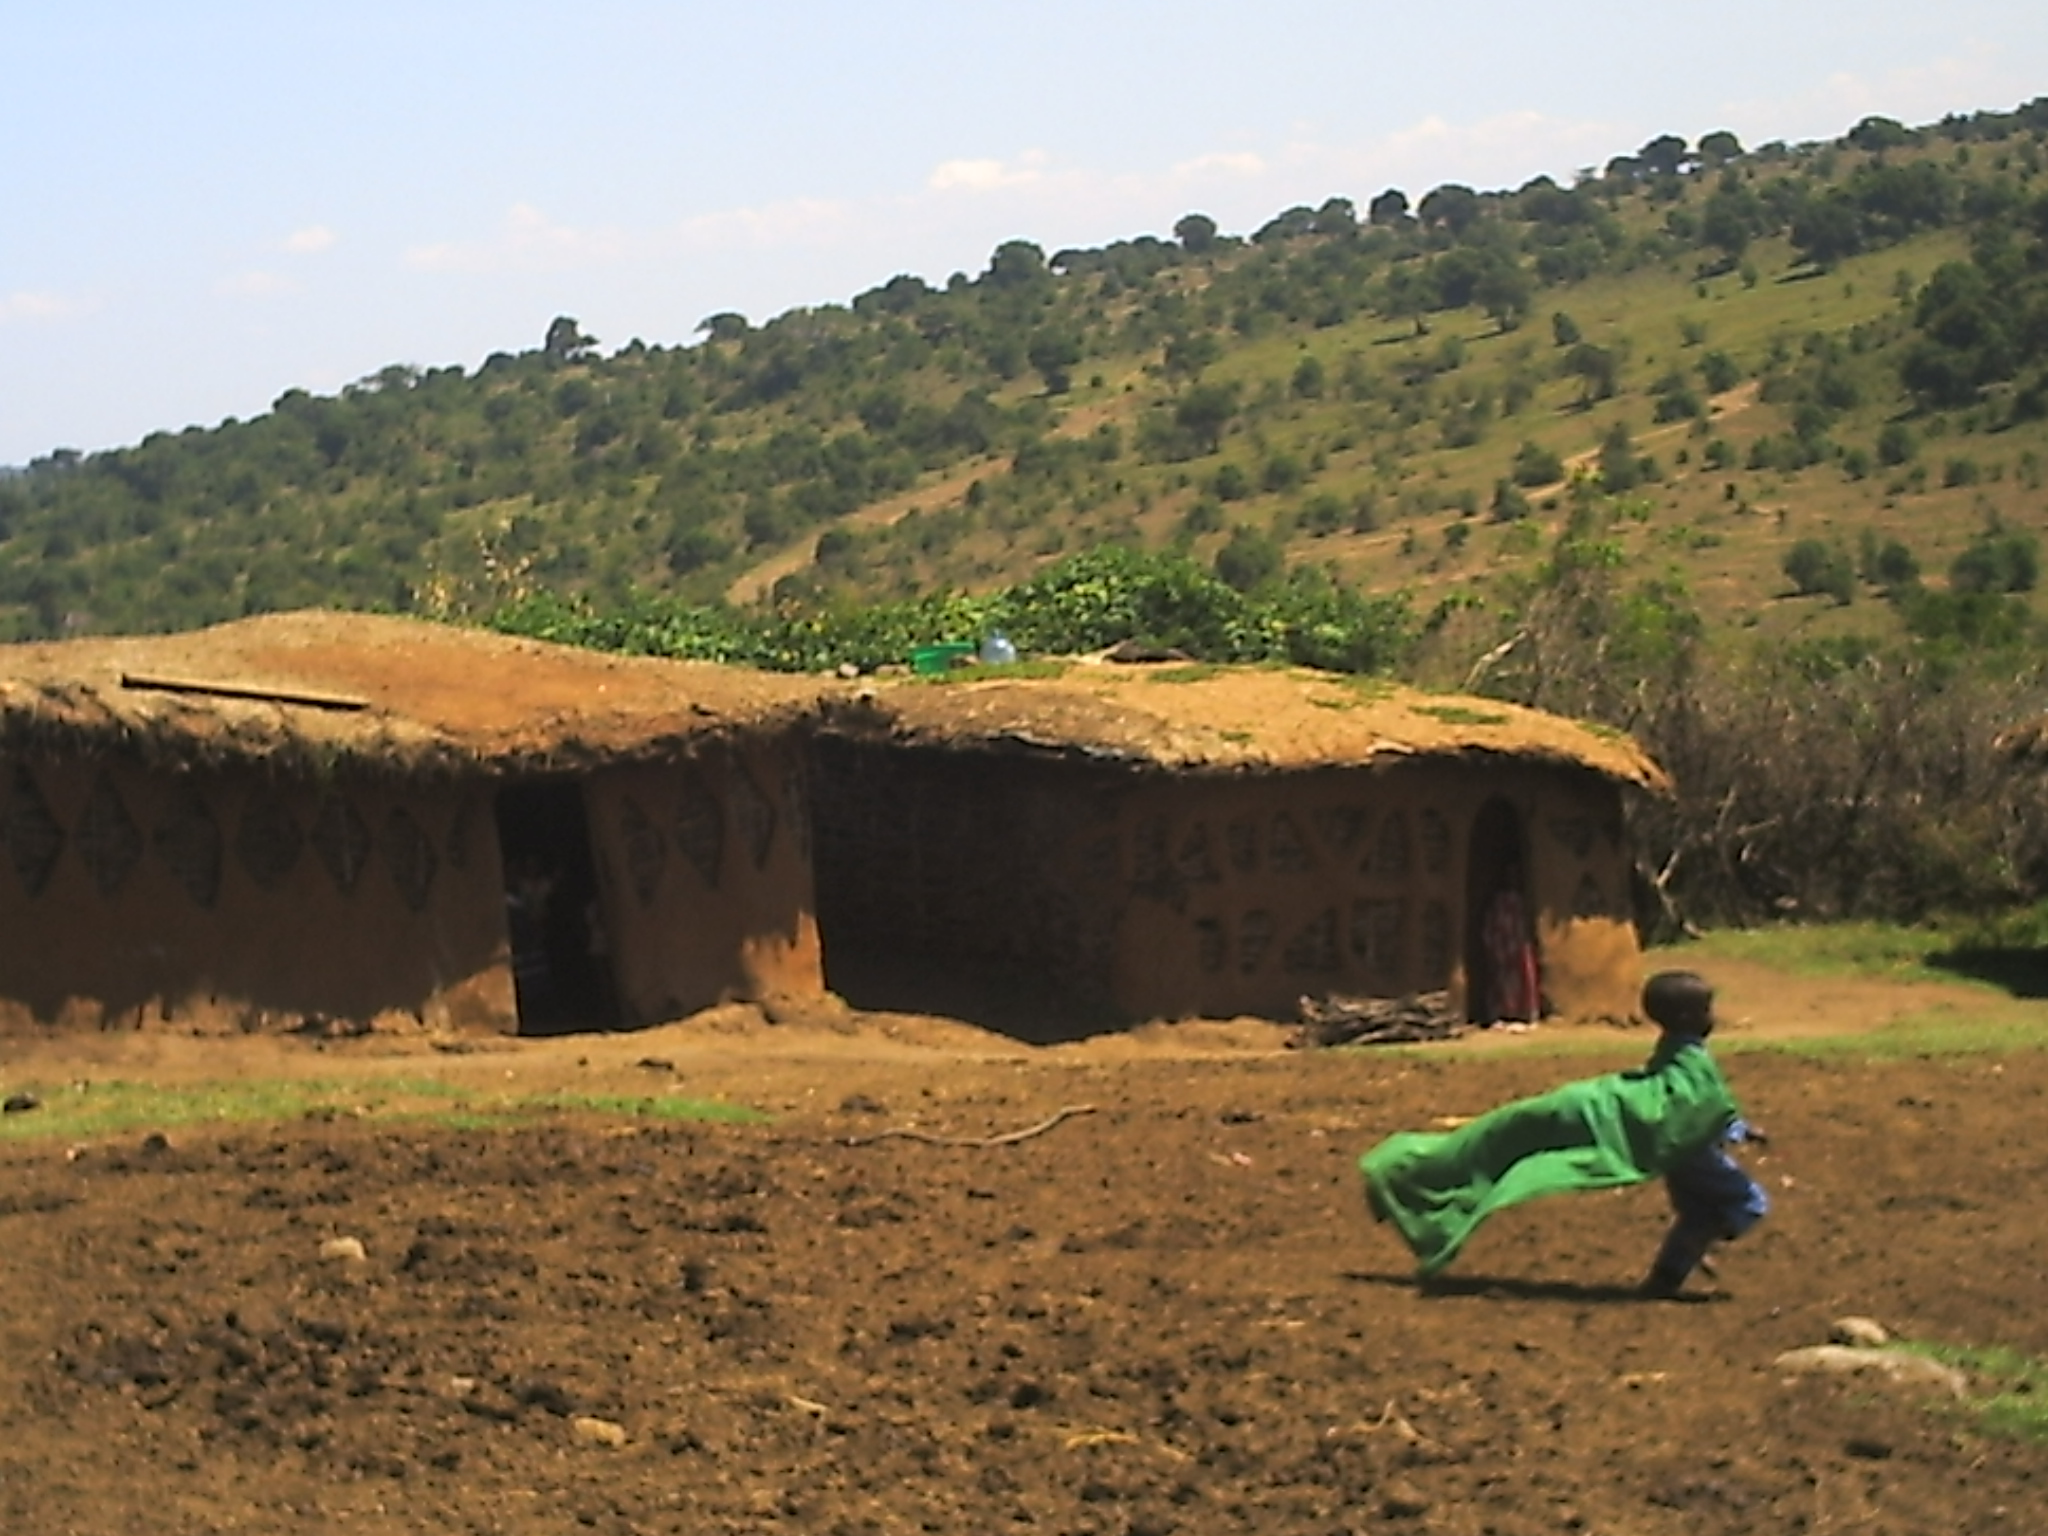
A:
1359;1040;1739;1277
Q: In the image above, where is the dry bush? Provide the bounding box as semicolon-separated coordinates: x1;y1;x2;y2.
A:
1627;655;2048;930
1447;546;2048;932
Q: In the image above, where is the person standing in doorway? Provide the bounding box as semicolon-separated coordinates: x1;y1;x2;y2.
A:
1481;859;1541;1024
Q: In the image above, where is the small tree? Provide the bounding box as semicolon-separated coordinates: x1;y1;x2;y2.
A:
1026;329;1083;395
1417;183;1482;235
1214;526;1283;592
1697;129;1744;166
696;312;749;342
984;239;1049;289
1172;380;1241;456
1565;342;1620;404
1368;188;1411;226
1637;133;1691;177
543;315;598;364
1597;420;1641;491
1174;212;1219;254
1783;538;1855;603
1512;440;1566;487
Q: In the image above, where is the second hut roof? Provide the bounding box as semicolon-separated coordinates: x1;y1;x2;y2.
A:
826;662;1669;791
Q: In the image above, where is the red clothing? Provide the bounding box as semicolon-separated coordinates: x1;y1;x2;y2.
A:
1483;889;1540;1022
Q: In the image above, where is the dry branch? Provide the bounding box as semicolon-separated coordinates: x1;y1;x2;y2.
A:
842;1104;1097;1148
1290;991;1466;1049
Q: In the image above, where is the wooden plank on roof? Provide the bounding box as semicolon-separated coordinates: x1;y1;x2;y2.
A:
119;672;373;712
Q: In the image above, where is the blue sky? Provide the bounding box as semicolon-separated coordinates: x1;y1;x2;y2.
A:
3;1;2044;466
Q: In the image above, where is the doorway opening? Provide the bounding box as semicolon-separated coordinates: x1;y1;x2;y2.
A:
1464;797;1541;1025
495;780;618;1034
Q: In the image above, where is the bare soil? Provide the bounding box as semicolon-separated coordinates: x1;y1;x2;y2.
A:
2;962;2045;1535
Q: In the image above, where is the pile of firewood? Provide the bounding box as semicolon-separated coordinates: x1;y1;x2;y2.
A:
1290;990;1467;1049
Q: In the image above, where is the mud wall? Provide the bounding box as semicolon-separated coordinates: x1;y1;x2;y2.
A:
582;738;822;1024
1106;761;1641;1022
808;744;1642;1027
808;740;1127;1030
0;753;510;1034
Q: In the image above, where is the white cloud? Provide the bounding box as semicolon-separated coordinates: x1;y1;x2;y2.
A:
283;224;338;255
406;202;637;273
1167;151;1267;182
0;290;76;324
216;270;296;298
672;197;855;251
391;110;1625;295
928;150;1050;193
407;196;862;276
1716;41;2026;146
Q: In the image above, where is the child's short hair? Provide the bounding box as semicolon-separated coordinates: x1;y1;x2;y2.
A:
1642;970;1715;1032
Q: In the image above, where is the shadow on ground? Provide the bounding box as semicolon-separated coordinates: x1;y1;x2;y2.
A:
1923;944;2048;999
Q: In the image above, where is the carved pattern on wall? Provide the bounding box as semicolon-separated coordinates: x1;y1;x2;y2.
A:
1548;816;1596;858
1175;822;1219;886
1366;811;1410;879
153;783;221;908
1267;812;1312;873
620;797;667;905
1194;916;1226;973
1572;872;1606;919
1419;900;1452;988
311;795;372;894
236;788;302;890
729;761;777;871
76;771;143;897
3;763;64;898
385;807;437;913
1130;815;1173;903
1284;907;1341;973
1419;808;1451;875
1312;805;1368;855
1237;908;1275;974
1350;898;1408;988
673;763;724;890
1225;819;1259;874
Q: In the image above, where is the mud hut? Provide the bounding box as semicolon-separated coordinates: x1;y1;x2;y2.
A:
811;665;1667;1034
0;613;822;1035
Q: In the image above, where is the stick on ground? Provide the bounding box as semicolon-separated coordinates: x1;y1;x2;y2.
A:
842;1104;1097;1148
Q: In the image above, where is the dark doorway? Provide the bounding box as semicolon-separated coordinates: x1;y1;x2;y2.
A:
807;737;1124;1043
1464;797;1541;1025
495;781;619;1034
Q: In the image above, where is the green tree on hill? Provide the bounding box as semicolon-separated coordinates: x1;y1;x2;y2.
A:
1174;212;1219;254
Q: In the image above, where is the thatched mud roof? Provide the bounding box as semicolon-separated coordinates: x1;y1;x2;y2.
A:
0;612;820;777
826;664;1670;791
3;613;1666;791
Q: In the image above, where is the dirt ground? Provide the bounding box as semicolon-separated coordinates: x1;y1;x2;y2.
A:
2;960;2045;1535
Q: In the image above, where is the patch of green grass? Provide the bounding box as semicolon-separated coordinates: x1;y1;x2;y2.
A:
519;1092;769;1124
917;659;1070;683
1899;1341;2048;1441
1324;673;1398;701
1719;1013;2048;1060
1656;922;1983;987
0;1077;769;1144
1143;664;1226;684
0;1077;469;1143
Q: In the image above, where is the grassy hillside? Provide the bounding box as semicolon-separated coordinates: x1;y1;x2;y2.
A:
4;101;2045;660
